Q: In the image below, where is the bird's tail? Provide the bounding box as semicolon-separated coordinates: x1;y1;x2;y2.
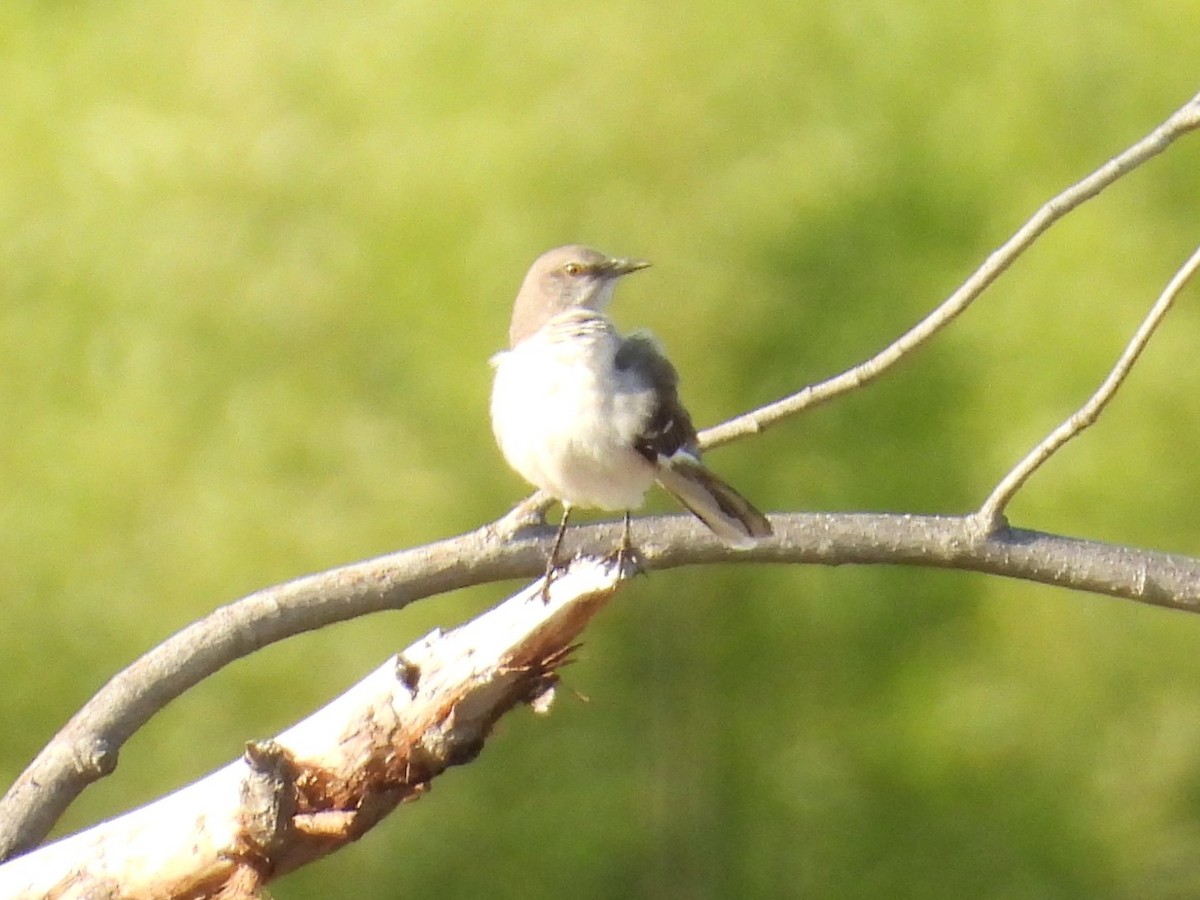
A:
655;458;773;549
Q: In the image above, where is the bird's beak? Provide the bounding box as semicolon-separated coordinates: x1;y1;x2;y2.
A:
603;257;652;277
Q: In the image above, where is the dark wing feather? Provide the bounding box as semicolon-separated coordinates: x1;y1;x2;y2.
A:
614;333;699;462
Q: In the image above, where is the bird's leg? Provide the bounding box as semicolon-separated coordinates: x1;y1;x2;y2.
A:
541;504;572;600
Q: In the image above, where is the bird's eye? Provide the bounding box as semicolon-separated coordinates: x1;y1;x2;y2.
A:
563;262;582;276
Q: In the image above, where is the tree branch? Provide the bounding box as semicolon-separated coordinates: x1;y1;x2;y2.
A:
975;242;1200;530
698;88;1200;450
6;508;1200;862
0;559;627;897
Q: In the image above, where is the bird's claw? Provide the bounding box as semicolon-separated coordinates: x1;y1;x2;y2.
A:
606;543;644;579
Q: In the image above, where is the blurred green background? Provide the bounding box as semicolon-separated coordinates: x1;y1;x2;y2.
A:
3;1;1200;897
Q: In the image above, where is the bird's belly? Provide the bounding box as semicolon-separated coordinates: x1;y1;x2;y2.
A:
491;350;655;510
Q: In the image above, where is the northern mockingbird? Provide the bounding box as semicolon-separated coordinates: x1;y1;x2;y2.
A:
490;244;772;579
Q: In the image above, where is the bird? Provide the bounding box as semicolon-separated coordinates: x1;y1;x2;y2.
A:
490;244;772;586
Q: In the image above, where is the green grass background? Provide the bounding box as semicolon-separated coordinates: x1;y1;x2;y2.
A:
3;2;1200;897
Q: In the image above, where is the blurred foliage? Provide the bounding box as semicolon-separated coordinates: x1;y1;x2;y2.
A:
2;0;1200;897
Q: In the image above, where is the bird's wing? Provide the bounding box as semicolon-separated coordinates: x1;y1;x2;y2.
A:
614;332;772;547
613;332;700;463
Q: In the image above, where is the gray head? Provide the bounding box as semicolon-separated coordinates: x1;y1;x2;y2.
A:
508;244;651;347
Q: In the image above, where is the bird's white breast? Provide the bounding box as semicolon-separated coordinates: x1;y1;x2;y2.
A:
490;314;656;510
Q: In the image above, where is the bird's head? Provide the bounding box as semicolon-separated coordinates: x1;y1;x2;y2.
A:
508;244;651;346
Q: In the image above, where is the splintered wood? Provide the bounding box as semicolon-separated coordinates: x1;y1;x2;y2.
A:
0;558;626;899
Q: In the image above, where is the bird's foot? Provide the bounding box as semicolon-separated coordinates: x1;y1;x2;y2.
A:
538;558;563;603
605;512;645;579
606;542;644;579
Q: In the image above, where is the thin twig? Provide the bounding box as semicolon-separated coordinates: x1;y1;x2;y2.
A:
974;243;1200;531
699;89;1200;450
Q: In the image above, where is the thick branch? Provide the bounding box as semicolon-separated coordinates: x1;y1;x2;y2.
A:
0;560;626;898
0;522;533;863
6;509;1200;861
699;88;1200;450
